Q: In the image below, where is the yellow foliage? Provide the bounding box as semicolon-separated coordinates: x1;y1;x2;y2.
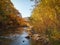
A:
30;0;60;39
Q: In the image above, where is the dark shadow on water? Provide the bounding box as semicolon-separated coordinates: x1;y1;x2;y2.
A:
0;30;31;45
10;31;31;45
0;27;41;45
0;29;30;45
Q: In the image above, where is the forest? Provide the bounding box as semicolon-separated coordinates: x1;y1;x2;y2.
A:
29;0;60;45
0;0;60;45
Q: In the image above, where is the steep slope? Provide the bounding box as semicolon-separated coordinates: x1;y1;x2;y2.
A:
0;0;28;36
30;0;60;39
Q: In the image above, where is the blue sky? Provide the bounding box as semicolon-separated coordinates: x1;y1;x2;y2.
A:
11;0;34;17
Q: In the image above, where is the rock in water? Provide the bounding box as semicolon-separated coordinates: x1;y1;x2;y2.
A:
25;36;30;39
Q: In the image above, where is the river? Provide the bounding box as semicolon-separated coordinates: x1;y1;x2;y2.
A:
0;27;42;45
10;30;31;45
0;27;32;45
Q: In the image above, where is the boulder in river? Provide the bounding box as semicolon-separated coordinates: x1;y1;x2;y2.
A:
25;36;30;39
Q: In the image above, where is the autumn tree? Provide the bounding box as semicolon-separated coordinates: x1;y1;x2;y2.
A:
30;0;60;39
0;0;28;36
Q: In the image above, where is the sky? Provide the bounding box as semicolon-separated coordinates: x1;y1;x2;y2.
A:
11;0;34;17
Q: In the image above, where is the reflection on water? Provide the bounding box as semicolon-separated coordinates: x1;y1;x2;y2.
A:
10;30;31;45
0;27;60;45
0;27;41;45
0;28;31;45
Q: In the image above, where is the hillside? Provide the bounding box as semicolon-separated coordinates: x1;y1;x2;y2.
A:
0;0;29;36
30;0;60;40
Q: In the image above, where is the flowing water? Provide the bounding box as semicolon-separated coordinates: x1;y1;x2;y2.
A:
0;28;31;45
10;30;31;45
0;27;42;45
